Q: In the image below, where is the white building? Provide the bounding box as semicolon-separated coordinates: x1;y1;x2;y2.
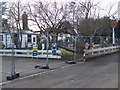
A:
0;30;39;48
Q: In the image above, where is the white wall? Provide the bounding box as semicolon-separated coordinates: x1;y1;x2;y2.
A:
21;34;27;48
0;33;37;48
0;33;12;48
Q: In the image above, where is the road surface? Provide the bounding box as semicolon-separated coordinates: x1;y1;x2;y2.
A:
2;52;119;88
1;57;67;82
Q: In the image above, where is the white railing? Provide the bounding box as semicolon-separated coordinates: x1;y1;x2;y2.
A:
83;46;120;61
0;49;62;59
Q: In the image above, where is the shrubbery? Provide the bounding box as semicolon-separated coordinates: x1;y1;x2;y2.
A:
0;42;5;49
38;40;46;50
76;40;84;54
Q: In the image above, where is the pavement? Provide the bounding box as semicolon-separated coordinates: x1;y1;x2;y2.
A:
1;52;119;88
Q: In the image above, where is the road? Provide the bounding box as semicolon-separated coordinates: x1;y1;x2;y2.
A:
1;57;66;82
2;53;119;88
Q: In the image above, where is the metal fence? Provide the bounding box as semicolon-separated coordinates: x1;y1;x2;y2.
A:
0;32;120;61
0;32;120;54
1;32;120;81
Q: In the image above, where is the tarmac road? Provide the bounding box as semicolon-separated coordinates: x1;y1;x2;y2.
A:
2;52;119;88
1;57;67;82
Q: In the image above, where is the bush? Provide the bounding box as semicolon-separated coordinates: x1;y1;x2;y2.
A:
100;38;109;47
76;40;84;54
0;42;5;49
38;40;46;50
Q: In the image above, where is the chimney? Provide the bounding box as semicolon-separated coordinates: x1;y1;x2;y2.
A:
22;12;28;30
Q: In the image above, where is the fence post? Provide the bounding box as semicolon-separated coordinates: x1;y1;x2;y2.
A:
6;42;20;80
83;52;86;62
40;32;49;69
3;48;5;55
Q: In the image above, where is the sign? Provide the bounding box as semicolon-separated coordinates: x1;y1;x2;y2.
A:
52;43;56;55
32;47;38;51
111;20;117;28
33;51;37;56
32;46;38;56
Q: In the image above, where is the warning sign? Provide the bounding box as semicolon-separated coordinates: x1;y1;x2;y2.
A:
32;47;38;51
111;20;117;28
32;46;38;56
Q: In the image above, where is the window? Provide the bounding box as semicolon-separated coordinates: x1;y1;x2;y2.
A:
28;35;31;42
37;36;40;43
33;37;35;42
0;35;3;41
14;34;18;38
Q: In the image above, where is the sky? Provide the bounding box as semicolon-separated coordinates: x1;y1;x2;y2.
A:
2;0;119;17
2;0;119;7
2;0;119;4
1;0;120;31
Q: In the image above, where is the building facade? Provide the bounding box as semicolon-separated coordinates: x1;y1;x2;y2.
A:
0;31;38;49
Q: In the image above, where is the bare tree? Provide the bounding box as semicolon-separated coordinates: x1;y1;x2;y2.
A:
78;0;100;19
28;2;69;33
27;1;71;43
106;3;117;17
6;0;25;48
